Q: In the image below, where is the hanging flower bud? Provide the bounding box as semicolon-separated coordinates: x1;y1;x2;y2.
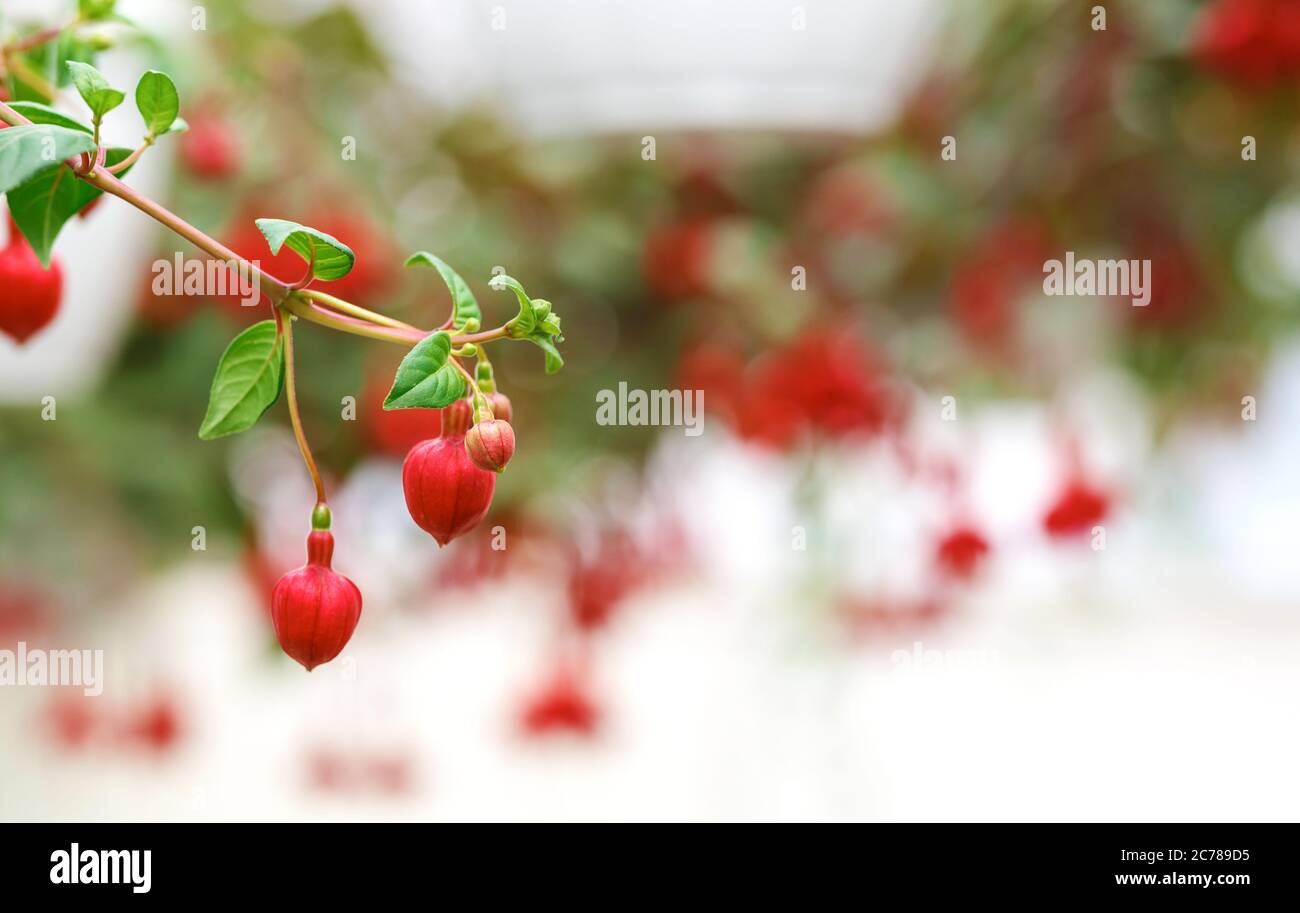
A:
402;400;496;545
464;410;516;473
485;392;513;423
271;511;363;671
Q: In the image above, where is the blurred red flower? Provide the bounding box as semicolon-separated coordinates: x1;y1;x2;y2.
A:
1043;480;1110;539
643;217;716;300
949;219;1050;351
935;526;991;580
520;667;599;737
735;330;897;449
1193;0;1300;88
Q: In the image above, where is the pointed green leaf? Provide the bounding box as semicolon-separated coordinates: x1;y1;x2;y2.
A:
6;148;133;266
66;61;124;120
383;331;464;409
198;320;286;439
135;70;180;137
254;218;355;281
404;252;481;328
0;124;97;194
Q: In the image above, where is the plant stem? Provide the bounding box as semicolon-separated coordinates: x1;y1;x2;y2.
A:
277;309;327;506
297;289;420;332
3;52;59;100
81;166;293;303
106;139;152;174
0;99;29;126
282;294;425;346
0;98;517;353
453;326;511;346
450;356;488;414
5;20;77;54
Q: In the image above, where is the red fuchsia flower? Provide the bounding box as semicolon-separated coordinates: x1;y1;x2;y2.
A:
1193;0;1300;88
271;526;363;670
402;400;496;546
44;695;101;750
567;533;644;631
0;216;62;344
520;666;600;738
1124;233;1208;331
949;219;1050;352
643;217;716;300
934;526;991;581
675;342;747;425
179;110;241;180
735;330;897;449
464;416;516;473
1042;479;1111;539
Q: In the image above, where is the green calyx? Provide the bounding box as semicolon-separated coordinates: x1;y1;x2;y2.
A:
311;503;332;531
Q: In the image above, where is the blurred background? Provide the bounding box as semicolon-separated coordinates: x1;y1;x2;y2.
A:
3;0;1300;821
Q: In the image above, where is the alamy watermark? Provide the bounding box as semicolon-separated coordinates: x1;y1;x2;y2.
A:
0;641;104;696
50;844;150;893
595;382;704;436
151;253;261;308
1043;251;1151;307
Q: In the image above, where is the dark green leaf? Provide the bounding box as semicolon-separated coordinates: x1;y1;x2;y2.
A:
383;331;464;409
404;251;481;328
255;218;355;281
0;124;97;194
134;70;180;137
7;148;133;265
198;321;285;440
5;101;93;134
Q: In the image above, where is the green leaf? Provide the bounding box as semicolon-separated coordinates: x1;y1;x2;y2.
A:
7;147;133;266
4;102;93;134
383;331;464;410
0;124;98;194
404;252;481;328
166;116;190;135
198;321;286;440
489;274;565;373
530;336;565;374
490;274;538;336
66;61;124;120
134;70;180;137
254;218;355;281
